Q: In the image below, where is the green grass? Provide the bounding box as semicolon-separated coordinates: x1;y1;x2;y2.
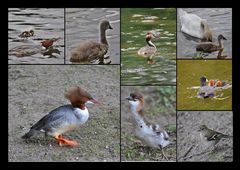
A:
177;60;232;110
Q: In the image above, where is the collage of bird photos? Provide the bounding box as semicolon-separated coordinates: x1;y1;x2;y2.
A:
8;8;234;162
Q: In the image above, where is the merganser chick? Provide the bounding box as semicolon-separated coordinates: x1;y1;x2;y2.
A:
126;92;171;160
22;86;99;146
137;32;157;64
41;38;60;49
70;20;113;64
19;30;34;39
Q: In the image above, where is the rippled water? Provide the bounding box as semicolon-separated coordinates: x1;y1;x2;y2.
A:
8;8;64;64
66;8;120;64
177;8;232;59
121;8;176;85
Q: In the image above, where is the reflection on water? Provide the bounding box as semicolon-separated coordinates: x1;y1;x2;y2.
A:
66;8;120;64
177;8;232;59
121;8;176;85
8;8;64;64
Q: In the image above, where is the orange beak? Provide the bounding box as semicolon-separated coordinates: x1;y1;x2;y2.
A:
88;98;102;106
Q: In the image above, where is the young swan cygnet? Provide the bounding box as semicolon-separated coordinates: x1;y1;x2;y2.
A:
70;20;113;64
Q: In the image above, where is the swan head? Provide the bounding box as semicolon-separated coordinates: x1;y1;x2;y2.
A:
100;20;113;31
201;20;213;42
217;34;227;41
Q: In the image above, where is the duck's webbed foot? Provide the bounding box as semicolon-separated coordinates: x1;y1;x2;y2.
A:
55;135;78;146
98;55;111;64
159;145;169;161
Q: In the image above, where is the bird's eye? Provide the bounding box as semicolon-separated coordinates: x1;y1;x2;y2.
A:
140;125;143;128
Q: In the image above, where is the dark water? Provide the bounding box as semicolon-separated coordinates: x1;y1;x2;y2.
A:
177;8;232;59
121;8;176;85
66;8;120;64
8;8;64;64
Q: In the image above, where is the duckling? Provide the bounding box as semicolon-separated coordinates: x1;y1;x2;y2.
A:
41;38;60;49
70;20;113;64
179;9;212;42
19;30;34;39
196;34;227;53
137;32;157;64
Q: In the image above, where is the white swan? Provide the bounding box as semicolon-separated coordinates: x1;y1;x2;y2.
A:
178;9;212;42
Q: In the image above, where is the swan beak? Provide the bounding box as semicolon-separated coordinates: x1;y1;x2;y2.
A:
109;25;113;29
223;36;227;40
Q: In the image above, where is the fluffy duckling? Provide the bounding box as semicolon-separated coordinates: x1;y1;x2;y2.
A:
70;20;113;64
19;30;34;39
179;9;212;42
22;86;99;146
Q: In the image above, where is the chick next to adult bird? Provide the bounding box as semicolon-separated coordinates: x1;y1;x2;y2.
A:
22;86;99;146
126;92;171;160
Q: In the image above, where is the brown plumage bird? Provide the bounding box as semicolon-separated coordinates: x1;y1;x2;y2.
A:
41;38;60;49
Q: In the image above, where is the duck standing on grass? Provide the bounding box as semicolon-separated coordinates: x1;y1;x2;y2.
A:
22;86;100;146
125;92;172;160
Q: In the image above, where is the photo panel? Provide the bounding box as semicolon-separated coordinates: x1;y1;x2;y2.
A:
65;8;120;64
121;8;176;86
177;111;233;162
8;8;64;64
177;8;232;59
121;86;176;161
177;60;232;110
8;65;120;161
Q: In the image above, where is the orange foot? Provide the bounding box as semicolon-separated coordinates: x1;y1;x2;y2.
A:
55;135;78;146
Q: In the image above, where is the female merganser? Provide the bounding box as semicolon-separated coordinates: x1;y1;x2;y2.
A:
126;92;171;160
137;32;157;64
19;30;34;39
70;20;113;64
22;86;99;146
198;76;216;98
178;9;212;42
41;38;60;49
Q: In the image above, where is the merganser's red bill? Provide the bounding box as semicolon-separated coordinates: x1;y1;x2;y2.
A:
89;98;102;105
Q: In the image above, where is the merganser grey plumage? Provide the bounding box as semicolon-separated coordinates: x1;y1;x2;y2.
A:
22;86;99;146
